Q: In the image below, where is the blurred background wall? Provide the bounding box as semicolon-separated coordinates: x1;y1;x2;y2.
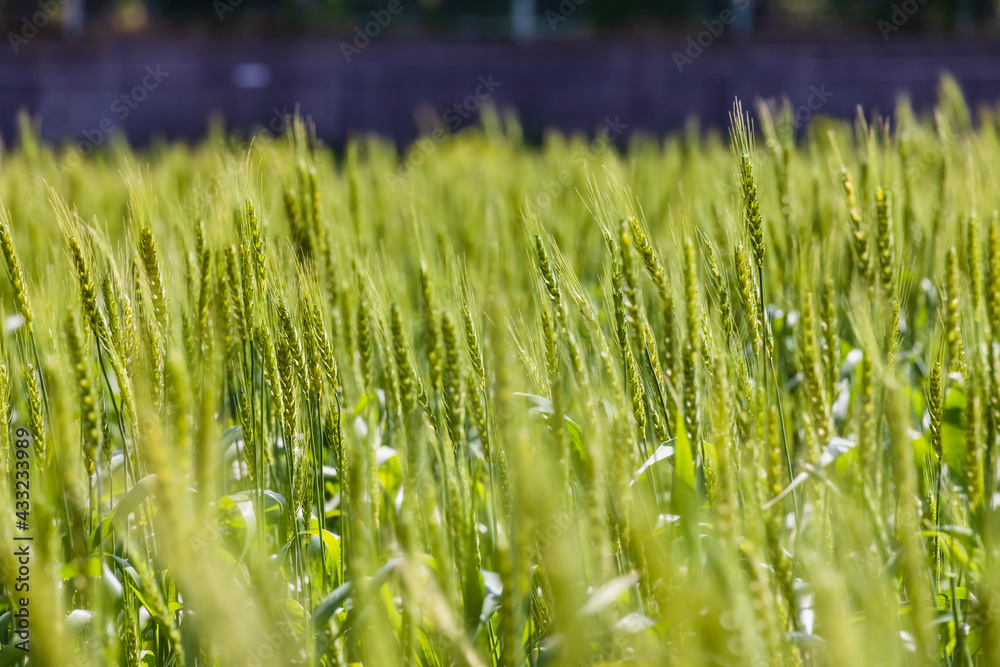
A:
1;0;999;147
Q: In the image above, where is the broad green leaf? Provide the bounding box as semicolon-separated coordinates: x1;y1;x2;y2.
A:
314;557;400;630
935;586;969;608
673;414;694;489
379;581;403;634
218;491;258;561
107;554;170;628
924;531;971;569
301;527;342;580
672;412;698;553
941;381;967;472
631;440;676;484
475;569;503;635
313;582;352;629
0;640;26;667
355;389;383;416
263;489;287;526
515;392;554;414
565;417;586;463
61;557;101;579
218;424;244;449
89;474;159;549
911;432;934;468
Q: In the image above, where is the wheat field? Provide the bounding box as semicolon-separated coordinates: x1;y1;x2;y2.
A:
0;76;996;666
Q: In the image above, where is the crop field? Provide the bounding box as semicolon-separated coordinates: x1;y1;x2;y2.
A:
0;76;998;666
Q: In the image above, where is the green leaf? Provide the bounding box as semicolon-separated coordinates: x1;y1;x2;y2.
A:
300;527;342;580
817;437;856;466
941;381;967;472
911;432;934;467
354;389;383;417
632;441;676;484
107;554;170;627
263;489;287;526
376;446;402;498
61;557;102;579
672;412;698;553
935;586;970;608
673;414;694;489
218;491;258;562
89;474;159;549
514;392;554;413
476;569;503;634
924;531;971;568
313;582;352;629
0;640;26;667
565;417;586;463
313;557;400;630
218;424;244;449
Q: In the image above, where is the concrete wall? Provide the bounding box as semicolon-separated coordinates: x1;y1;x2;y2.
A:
1;36;1000;149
